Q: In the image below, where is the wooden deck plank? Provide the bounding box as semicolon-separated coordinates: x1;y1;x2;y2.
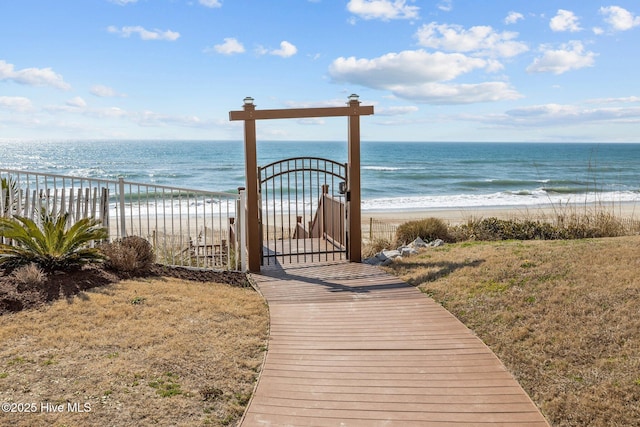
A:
253;383;530;397
251;397;544;414
240;260;549;426
248;389;536;404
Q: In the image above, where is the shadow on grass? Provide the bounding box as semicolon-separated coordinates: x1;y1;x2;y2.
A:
1;264;252;315
386;259;485;287
0;266;118;314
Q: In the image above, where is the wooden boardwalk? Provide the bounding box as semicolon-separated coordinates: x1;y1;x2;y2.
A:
262;237;346;266
241;260;549;426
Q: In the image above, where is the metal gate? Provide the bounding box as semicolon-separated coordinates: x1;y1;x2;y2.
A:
259;157;347;265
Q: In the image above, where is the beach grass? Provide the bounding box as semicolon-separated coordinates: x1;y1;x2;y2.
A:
364;201;640;247
0;277;268;427
386;235;640;427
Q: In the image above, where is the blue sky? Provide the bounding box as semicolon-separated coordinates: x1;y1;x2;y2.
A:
1;0;640;142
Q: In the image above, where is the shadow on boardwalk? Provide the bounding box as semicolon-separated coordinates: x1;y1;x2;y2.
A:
241;260;549;427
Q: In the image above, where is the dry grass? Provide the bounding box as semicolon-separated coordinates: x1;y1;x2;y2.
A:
386;235;640;427
362;237;393;258
0;278;268;426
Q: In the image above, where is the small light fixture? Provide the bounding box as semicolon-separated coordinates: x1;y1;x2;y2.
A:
243;96;254;105
339;181;347;195
348;93;360;102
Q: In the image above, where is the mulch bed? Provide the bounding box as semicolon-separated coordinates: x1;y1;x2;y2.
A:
0;264;249;315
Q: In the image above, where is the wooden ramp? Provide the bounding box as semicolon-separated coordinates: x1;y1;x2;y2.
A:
242;260;549;427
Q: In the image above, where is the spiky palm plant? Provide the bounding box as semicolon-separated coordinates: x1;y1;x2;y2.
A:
0;213;109;271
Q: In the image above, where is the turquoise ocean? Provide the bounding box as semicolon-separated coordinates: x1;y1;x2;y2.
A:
1;140;639;212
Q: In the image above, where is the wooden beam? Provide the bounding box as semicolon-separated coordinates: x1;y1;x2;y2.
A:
230;105;374;121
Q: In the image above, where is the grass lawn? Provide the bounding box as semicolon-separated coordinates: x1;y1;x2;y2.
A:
0;277;268;427
2;235;639;426
386;235;640;427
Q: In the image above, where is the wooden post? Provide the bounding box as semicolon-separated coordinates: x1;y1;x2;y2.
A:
240;98;261;272
118;177;127;238
347;95;362;263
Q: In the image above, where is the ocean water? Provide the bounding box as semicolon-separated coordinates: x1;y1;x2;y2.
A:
1;140;639;211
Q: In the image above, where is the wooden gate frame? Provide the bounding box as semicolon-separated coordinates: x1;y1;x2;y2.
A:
229;95;374;272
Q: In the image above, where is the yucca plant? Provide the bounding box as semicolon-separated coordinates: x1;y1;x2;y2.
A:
0;213;109;271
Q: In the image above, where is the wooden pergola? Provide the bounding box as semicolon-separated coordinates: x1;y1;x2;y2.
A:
229;95;374;272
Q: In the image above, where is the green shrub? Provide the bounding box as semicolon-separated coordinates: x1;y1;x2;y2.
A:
0;213;108;271
451;213;627;242
555;212;626;239
452;217;562;241
100;236;155;275
395;218;450;245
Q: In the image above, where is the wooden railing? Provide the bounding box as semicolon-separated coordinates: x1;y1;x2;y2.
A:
297;184;345;247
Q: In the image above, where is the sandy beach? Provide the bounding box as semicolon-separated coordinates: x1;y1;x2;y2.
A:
364;201;640;226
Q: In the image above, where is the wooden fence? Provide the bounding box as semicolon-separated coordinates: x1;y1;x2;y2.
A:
1;185;109;227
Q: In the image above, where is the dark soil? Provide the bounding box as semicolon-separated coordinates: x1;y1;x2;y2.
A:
0;264;249;315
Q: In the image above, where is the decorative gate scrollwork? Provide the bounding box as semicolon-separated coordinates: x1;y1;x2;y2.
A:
259;157;347;265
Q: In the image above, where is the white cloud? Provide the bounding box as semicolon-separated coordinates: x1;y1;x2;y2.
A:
283;99;354;109
599;6;640;31
550;9;582;32
0;96;33;112
297;118;326;126
347;0;419;21
134;111;217;128
42;101;220;129
502;103;640;126
587;96;640;104
507;103;575;118
107;25;180;41
270;41;297;58
592;27;605;35
329;50;522;104
108;0;138;4
391;82;521;104
527;41;596;75
437;0;452;12
65;97;87;109
0;60;71;90
456;100;640;136
90;84;125;97
376;105;419;116
208;38;245;55
257;41;298;58
330;50;487;85
504;11;524;25
415;23;528;58
90;107;128;119
199;0;222;8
